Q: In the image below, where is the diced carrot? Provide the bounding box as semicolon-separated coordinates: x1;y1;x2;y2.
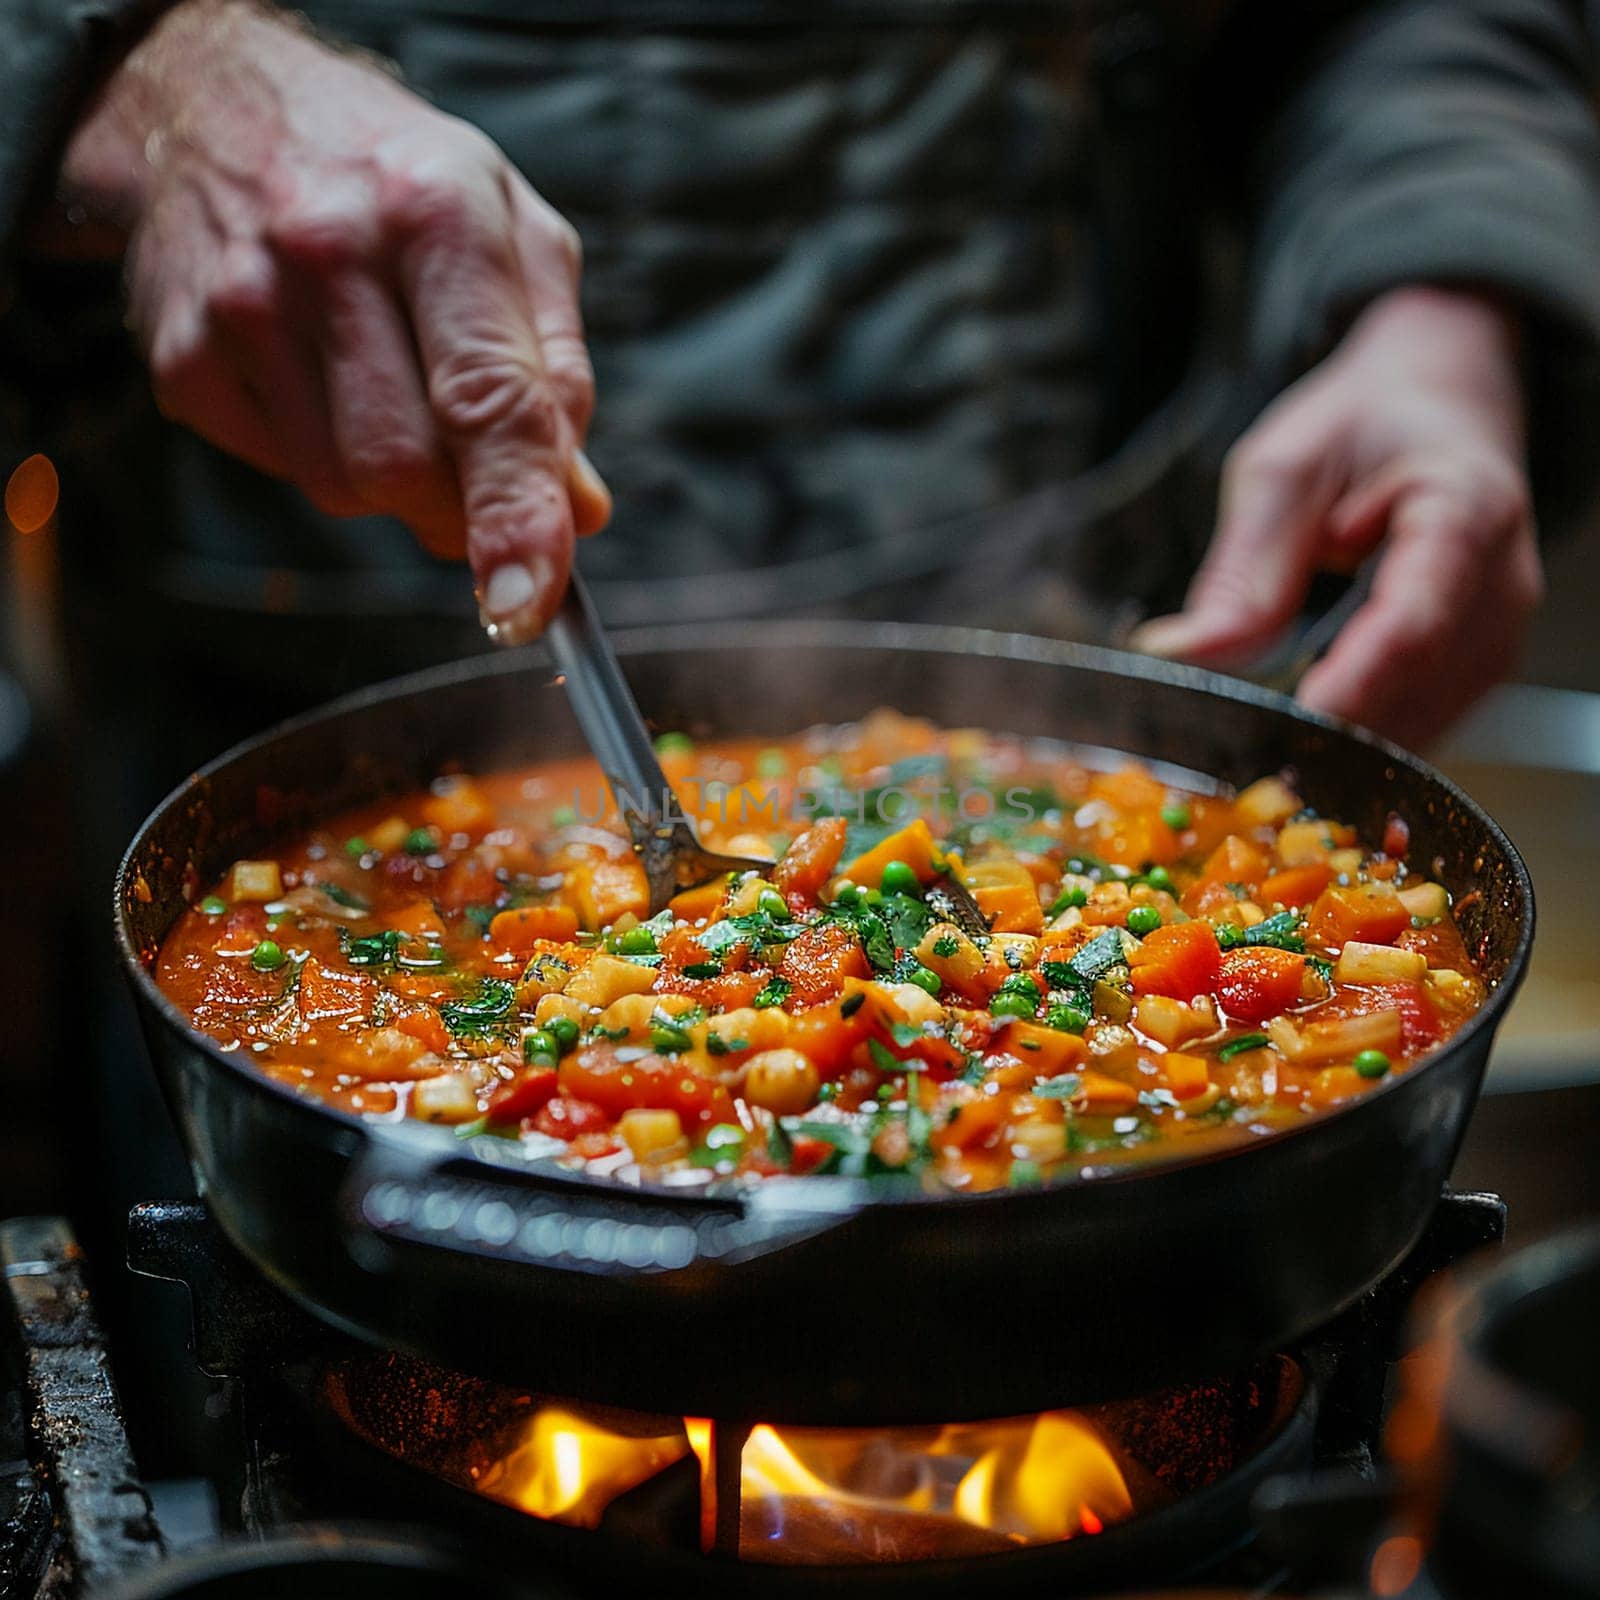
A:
568;856;651;929
389;900;446;942
938;1096;1010;1154
839;817;941;888
773;817;849;900
419;778;495;839
1215;947;1306;1024
967;859;1045;935
668;879;728;923
1161;1051;1211;1100
1258;864;1334;909
1309;1066;1368;1109
1088;765;1168;812
779;922;872;1004
488;904;580;954
787;998;871;1075
1180;878;1239;920
297;958;375;1023
1128;921;1222;999
1096;811;1180;870
1004;1020;1088;1076
395;1009;450;1055
1306;882;1410;948
1079;1070;1140;1114
1199;834;1270;889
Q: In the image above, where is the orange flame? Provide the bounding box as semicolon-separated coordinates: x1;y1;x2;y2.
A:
475;1406;689;1528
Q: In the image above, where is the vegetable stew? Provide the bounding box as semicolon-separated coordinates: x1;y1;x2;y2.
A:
154;711;1488;1192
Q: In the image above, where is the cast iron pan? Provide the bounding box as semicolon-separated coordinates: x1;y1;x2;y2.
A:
114;625;1533;1423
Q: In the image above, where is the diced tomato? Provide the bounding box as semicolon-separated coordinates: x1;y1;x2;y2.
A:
531;1096;611;1140
1372;981;1441;1050
487;1066;560;1122
1258;864;1334;910
1215;947;1307;1024
774;817;849;900
779;922;871;1004
1382;813;1410;861
488;903;580;953
394;1009;450;1054
388;899;447;941
1306;883;1410;948
433;855;499;912
1199;835;1270;889
1397;919;1475;976
297;958;375;1023
787;1135;835;1176
1128;921;1222;999
558;1045;735;1130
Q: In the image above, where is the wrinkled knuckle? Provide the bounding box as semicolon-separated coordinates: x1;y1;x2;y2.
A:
552;217;583;276
203;258;278;333
1223;431;1308;491
268;206;371;273
383;166;473;240
344;436;439;501
429;353;559;440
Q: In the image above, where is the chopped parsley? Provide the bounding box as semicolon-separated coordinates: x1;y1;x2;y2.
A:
439;978;515;1036
753;977;793;1009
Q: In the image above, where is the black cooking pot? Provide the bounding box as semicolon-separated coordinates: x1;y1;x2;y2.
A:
114;625;1533;1423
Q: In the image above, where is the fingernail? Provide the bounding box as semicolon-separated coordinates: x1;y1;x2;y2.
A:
1128;615;1205;658
480;556;554;647
569;448;613;534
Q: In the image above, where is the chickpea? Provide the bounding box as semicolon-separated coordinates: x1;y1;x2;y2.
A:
742;1048;821;1116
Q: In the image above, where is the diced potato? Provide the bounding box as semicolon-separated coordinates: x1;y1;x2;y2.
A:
617;1108;687;1164
1006;1118;1067;1163
412;1072;482;1123
726;874;782;917
227;860;283;904
915;922;987;995
1328;848;1364;877
885;983;945;1025
1234;900;1266;928
1078;1070;1140;1115
990;933;1042;971
1335;941;1428;986
742;1048;821;1115
1268;1008;1403;1064
568;858;650;930
1133;994;1213;1048
1235;776;1302;828
696;1006;788;1059
1399;882;1449;922
1275;821;1339;866
595;993;662;1042
1426;966;1479;1004
516;947;587;1008
368;816;411;854
563;953;657;1009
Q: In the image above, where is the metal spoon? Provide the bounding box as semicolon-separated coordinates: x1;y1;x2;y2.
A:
543;571;774;913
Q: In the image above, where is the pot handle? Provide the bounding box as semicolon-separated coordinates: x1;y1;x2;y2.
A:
338;1124;860;1280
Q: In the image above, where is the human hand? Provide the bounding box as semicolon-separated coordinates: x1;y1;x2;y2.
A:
1131;286;1540;748
58;0;608;642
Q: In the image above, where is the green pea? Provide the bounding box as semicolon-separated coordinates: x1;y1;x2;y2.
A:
199;895;228;916
402;827;437;856
616;926;658;955
549;805;577;828
1353;1049;1391;1079
905;965;942;997
546;1015;580;1053
1127;906;1162;937
861;888;885;908
651;1023;693;1055
879;860;921;896
989;991;1038;1021
250;940;285;972
1143;866;1173;893
1161;803;1192;832
703;1122;745;1151
1048;885;1089;916
755;748;788;778
1045;1003;1090;1034
998;972;1042;1001
653;731;695;757
832;880;860;906
757;890;790;920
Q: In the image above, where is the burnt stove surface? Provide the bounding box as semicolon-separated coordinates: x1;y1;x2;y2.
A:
1;1191;1507;1600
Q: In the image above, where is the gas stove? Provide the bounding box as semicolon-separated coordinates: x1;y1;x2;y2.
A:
3;1189;1523;1599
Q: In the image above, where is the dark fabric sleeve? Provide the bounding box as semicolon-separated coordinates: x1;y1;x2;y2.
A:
0;0;182;263
1238;0;1600;527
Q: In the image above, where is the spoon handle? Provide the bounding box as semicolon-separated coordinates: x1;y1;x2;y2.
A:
543;570;678;835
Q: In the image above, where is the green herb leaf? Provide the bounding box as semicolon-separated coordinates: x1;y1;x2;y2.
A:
1217;1032;1271;1062
440;978;516;1036
753;977;792;1009
1031;1074;1083;1101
